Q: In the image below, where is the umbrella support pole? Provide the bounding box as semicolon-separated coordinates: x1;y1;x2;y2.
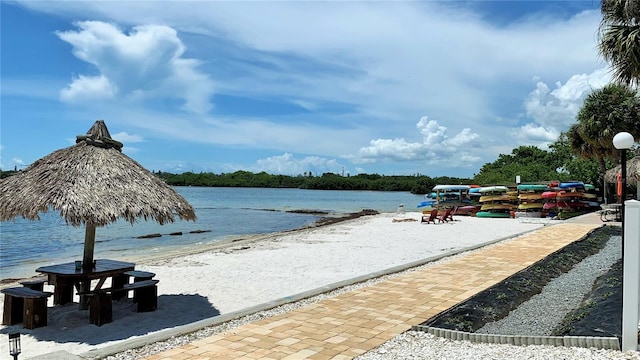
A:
83;224;96;269
79;224;97;310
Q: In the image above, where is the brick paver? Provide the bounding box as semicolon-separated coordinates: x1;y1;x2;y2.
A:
144;221;603;360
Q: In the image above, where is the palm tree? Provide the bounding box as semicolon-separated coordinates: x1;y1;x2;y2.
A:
570;84;640;202
598;0;640;86
576;84;639;153
567;124;608;173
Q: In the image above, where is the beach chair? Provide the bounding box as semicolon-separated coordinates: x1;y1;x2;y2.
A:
446;206;458;222
421;209;438;224
437;208;454;223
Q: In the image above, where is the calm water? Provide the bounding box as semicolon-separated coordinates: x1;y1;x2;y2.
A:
0;187;423;280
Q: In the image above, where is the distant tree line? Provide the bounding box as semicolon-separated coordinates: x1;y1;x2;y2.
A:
1;135;633;197
1;132;635;198
0;170;18;179
149;137;631;196
153;170;470;195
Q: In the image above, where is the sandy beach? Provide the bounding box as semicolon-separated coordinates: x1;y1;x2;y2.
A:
0;212;548;359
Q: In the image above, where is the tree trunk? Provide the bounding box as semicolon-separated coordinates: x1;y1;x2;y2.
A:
599;158;608;204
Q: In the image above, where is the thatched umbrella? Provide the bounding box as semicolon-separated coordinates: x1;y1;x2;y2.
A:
0;120;196;272
604;155;640;201
604;156;640;183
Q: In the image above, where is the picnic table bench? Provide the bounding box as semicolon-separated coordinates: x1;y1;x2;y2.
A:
122;279;159;312
599;204;621;222
124;270;155;302
79;279;160;326
19;278;47;291
1;287;52;329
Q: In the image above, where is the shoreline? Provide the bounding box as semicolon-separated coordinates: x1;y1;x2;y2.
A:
0;211;548;358
0;210;374;285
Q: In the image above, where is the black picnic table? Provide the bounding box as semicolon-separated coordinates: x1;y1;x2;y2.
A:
36;259;135;308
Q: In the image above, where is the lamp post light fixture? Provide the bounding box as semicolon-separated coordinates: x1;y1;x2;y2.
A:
8;332;21;360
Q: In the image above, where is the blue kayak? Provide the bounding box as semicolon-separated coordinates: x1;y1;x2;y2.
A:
559;182;585;189
417;200;436;208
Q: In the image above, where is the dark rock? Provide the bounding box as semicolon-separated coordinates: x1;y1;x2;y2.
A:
137;233;162;239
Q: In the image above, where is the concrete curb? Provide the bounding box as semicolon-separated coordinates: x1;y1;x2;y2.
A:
414;325;621;350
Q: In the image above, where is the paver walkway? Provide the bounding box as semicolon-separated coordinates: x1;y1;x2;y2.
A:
145;221;604;360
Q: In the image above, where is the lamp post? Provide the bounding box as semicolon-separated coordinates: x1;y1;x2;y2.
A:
613;132;635;231
8;333;21;360
617;131;640;352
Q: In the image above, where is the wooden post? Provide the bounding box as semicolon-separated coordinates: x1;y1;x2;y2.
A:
79;223;97;310
2;294;23;325
83;223;96;269
23;297;48;329
89;293;112;326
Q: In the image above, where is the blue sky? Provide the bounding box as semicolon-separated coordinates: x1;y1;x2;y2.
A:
1;1;611;178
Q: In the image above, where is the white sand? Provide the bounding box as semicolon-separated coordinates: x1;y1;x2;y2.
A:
0;212;548;358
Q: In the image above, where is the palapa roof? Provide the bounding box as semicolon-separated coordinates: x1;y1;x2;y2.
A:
604;155;640;183
0;120;196;227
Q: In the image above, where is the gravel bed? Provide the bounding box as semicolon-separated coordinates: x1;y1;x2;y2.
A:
476;235;621;336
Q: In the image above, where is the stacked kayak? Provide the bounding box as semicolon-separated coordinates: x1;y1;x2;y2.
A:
542;191;559;210
432;181;600;220
454;186;482;215
431;185;472;215
556;183;589;219
476;186;514;218
543;182;596;219
417;192;437;208
515;184;547;218
582;184;600;208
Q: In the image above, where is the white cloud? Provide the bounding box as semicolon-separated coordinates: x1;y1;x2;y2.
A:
350;117;481;168
253;153;345;176
513;68;611;146
12;158;25;166
111;132;144;143
419;118;448;147
37;2;604;129
524;68;610;129
60;74;116;102
6;158;28;170
56;21;214;113
290;100;318;111
447;129;481;148
122;146;139;154
159;162;207;174
511;123;560;144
